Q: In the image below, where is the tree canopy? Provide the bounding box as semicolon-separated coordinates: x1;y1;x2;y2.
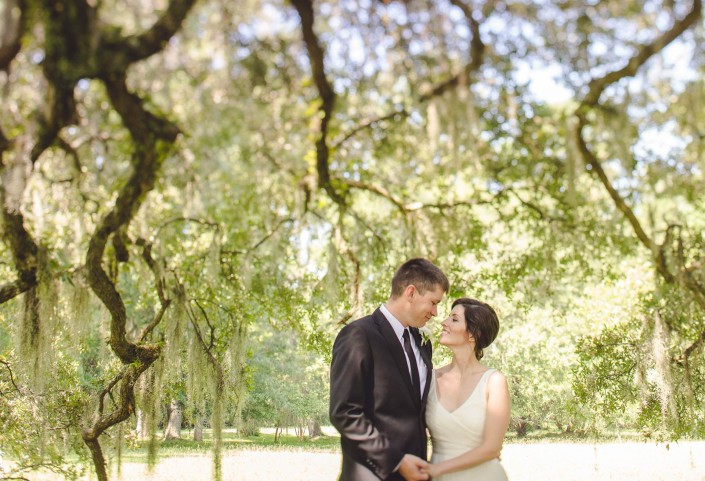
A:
1;0;705;479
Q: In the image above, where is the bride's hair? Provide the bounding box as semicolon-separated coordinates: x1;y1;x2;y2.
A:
451;298;500;360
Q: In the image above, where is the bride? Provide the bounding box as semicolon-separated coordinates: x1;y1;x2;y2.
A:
424;298;510;481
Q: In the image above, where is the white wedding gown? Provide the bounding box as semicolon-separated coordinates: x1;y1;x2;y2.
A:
426;369;508;481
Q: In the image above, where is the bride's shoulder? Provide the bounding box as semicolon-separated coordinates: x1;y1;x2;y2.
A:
486;369;509;390
433;365;452;377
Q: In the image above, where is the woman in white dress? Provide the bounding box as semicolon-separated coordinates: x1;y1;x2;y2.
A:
424;298;510;481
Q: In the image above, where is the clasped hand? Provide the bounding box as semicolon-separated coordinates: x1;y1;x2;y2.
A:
398;454;437;481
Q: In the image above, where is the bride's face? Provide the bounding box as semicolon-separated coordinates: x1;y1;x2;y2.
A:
439;305;470;346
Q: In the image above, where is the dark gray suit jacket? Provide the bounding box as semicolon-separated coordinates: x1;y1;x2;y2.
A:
329;308;433;481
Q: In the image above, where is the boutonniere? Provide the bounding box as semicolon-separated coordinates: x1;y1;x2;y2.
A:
418;326;432;346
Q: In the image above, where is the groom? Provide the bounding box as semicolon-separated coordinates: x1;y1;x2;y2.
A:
330;258;449;481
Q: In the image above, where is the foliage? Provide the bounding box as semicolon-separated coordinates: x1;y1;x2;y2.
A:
240;325;329;438
574;287;705;439
2;1;705;478
0;354;88;480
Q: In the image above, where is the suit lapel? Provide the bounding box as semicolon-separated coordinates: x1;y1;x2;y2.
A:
373;309;417;402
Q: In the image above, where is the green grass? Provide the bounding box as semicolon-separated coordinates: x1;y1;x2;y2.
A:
118;426;679;464
122;429;341;461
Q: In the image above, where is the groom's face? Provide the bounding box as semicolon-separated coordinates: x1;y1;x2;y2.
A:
407;284;445;328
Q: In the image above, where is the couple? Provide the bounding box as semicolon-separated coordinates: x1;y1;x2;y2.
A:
330;258;509;481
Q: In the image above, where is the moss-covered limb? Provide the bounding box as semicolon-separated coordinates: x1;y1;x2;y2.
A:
572;0;704;368
0;0;25;72
30;0;195;162
0;136;40;304
289;0;343;207
581;0;702;107
83;358;158;481
30;0;95;161
0;131;38;294
0;198;39;282
573;0;701;261
102;73;180;143
421;0;487;101
0;279;31;303
100;0;198;67
85;73;178;364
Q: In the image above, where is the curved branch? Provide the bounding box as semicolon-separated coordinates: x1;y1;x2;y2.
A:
85;73;178;364
0;279;32;303
103;0;198;66
344;179;409;215
290;0;344;206
335;0;489;148
420;0;486;102
0;358;21;394
1;134;39;302
582;1;702;107
573;0;701;278
331;109;408;149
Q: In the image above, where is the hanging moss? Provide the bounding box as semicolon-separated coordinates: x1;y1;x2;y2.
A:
66;271;92;342
115;423;123;480
228;321;248;426
163;299;186;377
36;248;60;390
206;235;221;281
186;335;211;414
211;371;224;481
18;287;41;381
141;361;163;472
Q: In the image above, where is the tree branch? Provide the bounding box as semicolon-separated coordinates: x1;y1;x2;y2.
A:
582;1;702;107
420;0;486;102
0;358;21;394
290;0;344;206
85;72;178;364
334;0;488;149
0;132;39;303
573;0;701;278
103;0;199;67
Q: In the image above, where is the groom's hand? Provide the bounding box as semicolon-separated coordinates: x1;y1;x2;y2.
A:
398;454;429;481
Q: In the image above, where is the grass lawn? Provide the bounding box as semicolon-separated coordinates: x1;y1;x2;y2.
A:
4;428;705;480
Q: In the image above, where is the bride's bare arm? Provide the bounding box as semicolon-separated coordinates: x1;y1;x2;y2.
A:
427;371;510;478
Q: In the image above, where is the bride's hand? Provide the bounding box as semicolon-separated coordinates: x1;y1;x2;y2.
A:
423;463;440;479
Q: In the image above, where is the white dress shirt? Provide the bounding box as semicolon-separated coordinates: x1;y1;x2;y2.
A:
380;304;427;399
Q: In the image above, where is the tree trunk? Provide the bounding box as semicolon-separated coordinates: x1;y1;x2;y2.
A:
163;399;182;440
308;419;323;438
193;416;203;442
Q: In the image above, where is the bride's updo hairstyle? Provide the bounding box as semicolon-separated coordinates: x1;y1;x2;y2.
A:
452;298;500;360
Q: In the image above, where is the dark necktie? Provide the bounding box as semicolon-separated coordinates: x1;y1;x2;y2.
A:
402;329;421;400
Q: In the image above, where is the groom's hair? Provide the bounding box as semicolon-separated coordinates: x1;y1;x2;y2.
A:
390;258;449;298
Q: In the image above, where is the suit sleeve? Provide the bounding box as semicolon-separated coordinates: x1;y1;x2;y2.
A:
329;323;404;479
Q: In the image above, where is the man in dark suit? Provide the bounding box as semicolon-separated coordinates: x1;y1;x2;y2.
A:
330;258;449;481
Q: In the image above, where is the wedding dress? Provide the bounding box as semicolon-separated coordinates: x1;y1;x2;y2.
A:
426;369;508;481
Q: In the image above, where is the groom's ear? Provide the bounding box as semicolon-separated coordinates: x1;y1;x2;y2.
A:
404;284;416;301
